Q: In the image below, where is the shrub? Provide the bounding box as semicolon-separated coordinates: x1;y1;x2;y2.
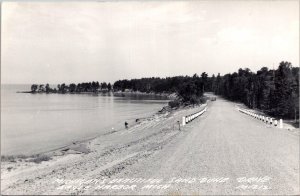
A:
29;154;52;164
199;96;207;104
168;99;181;108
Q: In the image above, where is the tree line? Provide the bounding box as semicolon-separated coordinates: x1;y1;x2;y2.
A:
30;61;299;119
113;73;207;104
31;82;112;94
109;61;300;119
31;75;207;104
211;61;299;120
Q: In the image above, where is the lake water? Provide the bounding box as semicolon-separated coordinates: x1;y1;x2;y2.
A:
1;84;169;155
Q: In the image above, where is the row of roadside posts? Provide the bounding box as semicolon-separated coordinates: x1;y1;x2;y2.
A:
238;108;283;129
182;107;207;126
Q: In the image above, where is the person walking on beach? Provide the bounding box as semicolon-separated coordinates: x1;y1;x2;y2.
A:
125;121;128;129
177;120;181;131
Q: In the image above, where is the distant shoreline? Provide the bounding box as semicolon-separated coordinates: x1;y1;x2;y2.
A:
16;90;177;99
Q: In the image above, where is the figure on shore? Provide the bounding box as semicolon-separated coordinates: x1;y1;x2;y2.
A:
177;121;181;131
125;121;128;129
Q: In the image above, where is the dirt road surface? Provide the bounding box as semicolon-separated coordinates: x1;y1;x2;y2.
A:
1;98;299;195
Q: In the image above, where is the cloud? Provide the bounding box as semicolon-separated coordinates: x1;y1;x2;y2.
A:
1;1;299;84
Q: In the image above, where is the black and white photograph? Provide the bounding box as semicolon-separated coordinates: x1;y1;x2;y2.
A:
1;0;299;195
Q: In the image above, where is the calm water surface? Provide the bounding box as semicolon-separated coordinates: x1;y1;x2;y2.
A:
1;85;169;155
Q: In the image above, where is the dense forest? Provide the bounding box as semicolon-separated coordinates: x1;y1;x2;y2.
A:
30;61;299;119
113;73;206;103
112;61;299;119
213;61;299;120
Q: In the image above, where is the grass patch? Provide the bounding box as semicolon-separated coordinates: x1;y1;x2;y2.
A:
1;154;52;164
1;155;28;162
28;154;52;163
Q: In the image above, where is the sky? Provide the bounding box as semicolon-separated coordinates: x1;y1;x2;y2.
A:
1;1;299;84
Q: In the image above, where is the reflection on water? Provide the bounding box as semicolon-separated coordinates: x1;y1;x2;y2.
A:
1;84;169;155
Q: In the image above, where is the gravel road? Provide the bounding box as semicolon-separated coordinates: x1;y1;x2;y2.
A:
1;98;299;195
